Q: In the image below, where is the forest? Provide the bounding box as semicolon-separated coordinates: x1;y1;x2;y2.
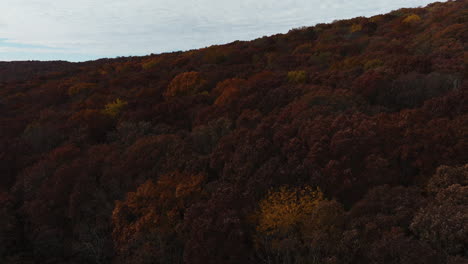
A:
0;1;467;263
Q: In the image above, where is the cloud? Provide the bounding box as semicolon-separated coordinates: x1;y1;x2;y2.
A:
0;0;442;61
0;38;61;50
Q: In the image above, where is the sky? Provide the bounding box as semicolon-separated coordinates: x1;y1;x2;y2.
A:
0;0;440;62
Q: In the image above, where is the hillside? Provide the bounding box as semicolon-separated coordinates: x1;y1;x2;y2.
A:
0;61;75;83
0;57;136;83
0;1;467;263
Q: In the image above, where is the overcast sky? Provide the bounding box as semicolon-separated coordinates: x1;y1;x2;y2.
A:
0;0;439;62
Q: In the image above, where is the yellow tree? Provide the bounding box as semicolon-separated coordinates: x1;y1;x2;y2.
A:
403;14;422;24
255;185;344;264
102;98;127;117
287;71;307;84
257;186;323;237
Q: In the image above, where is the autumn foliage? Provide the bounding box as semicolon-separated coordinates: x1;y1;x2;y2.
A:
0;1;467;263
164;71;207;98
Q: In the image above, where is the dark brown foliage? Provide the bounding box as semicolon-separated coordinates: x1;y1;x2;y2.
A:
0;1;467;263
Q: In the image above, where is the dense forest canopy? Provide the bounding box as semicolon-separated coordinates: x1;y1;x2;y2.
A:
0;1;467;263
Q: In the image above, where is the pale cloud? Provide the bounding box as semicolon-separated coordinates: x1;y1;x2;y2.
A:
0;0;441;61
0;47;57;53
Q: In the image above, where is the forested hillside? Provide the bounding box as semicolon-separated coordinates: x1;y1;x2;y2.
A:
0;1;467;263
0;61;76;83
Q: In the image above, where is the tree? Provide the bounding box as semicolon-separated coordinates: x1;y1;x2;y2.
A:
287;71;307;84
0;192;20;261
112;172;206;264
182;184;252;264
411;164;468;256
257;186;323;237
254;185;345;264
213;78;246;106
102;98;127;117
426;164;468;194
164;72;206;98
403;14;422;24
68;82;96;97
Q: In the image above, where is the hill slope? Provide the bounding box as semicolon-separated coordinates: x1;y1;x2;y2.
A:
0;1;467;263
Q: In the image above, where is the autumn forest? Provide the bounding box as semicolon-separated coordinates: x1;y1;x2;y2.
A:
0;1;467;263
